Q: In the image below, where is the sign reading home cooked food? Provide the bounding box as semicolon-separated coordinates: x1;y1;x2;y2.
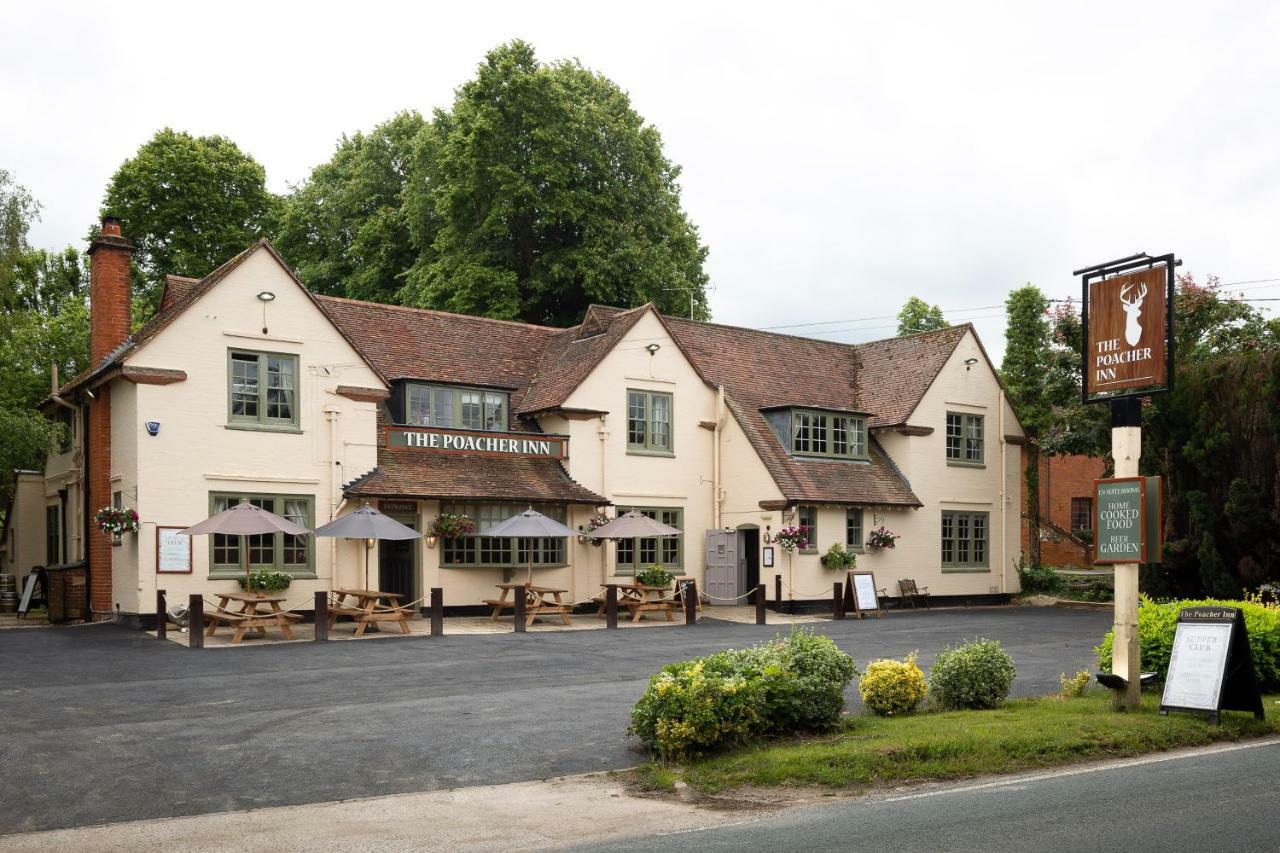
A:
1082;259;1174;402
386;426;567;459
1093;476;1163;565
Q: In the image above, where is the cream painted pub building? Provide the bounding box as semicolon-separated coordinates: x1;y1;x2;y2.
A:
17;220;1025;623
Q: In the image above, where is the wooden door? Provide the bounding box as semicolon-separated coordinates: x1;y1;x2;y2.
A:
704;530;738;605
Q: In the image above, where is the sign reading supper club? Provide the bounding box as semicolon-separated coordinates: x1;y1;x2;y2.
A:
386;426;568;459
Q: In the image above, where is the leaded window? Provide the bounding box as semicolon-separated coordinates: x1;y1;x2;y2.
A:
210;493;314;574
791;410;867;460
614;506;683;575
942;510;989;569
627;390;673;454
946;413;984;464
229;350;298;429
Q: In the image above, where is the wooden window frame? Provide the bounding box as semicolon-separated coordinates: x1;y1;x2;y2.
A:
208;492;315;578
791;410;868;460
1070;497;1093;534
797;505;818;554
941;510;990;571
439;501;568;569
227;349;300;432
626;390;674;456
405;383;509;432
945;412;985;467
845;508;864;552
614;506;683;575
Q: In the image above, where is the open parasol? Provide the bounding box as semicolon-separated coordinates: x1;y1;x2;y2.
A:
481;508;577;585
182;502;311;593
313;506;421;589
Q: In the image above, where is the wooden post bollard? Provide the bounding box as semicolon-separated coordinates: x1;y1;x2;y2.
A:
314;591;328;641
156;589;167;640
833;582;844;620
605;583;618;630
513;587;526;633
188;594;203;649
775;574;783;609
430;588;443;636
684;580;697;626
755;584;766;625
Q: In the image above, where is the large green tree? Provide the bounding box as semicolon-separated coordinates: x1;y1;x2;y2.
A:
896;296;947;335
1002;285;1054;569
400;40;709;325
273;112;426;303
99;128;279;317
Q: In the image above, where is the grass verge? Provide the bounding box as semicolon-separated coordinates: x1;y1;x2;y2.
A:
634;691;1278;794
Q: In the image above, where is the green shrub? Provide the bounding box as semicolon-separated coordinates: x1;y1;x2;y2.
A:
930;639;1017;709
637;565;675;587
629;627;859;759
1017;561;1064;594
859;652;928;716
236;569;292;592
1096;597;1280;690
820;542;856;571
1059;670;1091;698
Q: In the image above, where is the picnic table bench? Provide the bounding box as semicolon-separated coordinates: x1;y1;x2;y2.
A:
330;589;413;636
485;583;573;626
594;583;675;623
205;592;302;644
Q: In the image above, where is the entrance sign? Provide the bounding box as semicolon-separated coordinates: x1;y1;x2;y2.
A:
1081;256;1175;403
844;571;882;619
156;526;193;574
386;426;567;459
1093;477;1147;564
1161;606;1264;724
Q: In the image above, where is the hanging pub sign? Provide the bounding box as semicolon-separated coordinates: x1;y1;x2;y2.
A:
1078;253;1177;403
1093;476;1162;565
1160;606;1264;724
386;425;568;460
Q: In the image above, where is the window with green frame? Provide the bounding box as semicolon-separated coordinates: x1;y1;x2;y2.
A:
406;384;508;432
440;502;567;568
228;350;299;429
941;510;989;569
791;410;867;459
797;505;818;553
209;493;314;576
845;508;864;551
626;390;673;454
614;507;683;575
945;412;984;465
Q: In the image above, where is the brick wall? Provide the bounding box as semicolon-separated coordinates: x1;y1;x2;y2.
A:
1020;452;1105;568
87;386;113;617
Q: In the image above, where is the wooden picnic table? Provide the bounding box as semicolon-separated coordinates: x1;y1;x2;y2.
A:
205;592;302;644
330;588;413;637
484;583;573;627
595;583;675;623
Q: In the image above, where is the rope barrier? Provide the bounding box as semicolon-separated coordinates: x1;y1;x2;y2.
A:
785;583;837;598
698;589;757;602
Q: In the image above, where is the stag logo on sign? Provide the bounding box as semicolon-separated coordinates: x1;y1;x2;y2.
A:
1120;280;1147;347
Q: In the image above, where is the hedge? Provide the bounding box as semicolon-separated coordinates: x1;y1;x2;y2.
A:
1096;598;1280;690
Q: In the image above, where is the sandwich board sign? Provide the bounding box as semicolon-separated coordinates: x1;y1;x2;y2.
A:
1160;606;1264;724
843;571;882;619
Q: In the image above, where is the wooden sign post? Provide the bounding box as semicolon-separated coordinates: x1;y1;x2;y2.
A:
1160;606;1264;724
1077;252;1177;712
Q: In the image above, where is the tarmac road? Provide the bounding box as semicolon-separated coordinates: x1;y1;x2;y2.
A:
580;738;1280;853
0;606;1109;834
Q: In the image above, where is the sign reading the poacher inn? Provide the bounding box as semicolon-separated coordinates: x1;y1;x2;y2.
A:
386;426;567;459
1084;266;1169;400
1093;476;1147;564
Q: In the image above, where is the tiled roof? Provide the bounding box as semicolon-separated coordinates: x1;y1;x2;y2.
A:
517;305;649;413
344;453;607;505
854;326;969;428
316;296;562;398
159;275;200;311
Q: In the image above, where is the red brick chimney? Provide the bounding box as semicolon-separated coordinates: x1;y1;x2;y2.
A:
88;216;133;364
86;217;132;620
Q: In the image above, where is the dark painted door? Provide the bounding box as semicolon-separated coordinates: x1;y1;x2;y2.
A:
379;532;416;602
742;528;760;591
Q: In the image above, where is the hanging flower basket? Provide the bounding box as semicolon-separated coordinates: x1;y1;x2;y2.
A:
429;513;476;539
237;569;293;593
95;506;140;537
866;526;901;550
578;512;611;545
773;525;809;553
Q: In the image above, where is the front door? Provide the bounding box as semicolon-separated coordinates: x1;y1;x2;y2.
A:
737;527;760;592
704;529;738;605
378;516;417;602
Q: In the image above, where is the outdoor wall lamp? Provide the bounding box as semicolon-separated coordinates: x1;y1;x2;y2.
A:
763;525;772;544
365;538;376;550
257;291;276;334
426;534;438;549
256;291;276;302
964;357;979;370
645;343;661;355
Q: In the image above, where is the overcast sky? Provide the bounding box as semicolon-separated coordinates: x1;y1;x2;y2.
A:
4;1;1278;362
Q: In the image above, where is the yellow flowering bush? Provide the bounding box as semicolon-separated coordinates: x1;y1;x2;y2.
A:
858;652;928;716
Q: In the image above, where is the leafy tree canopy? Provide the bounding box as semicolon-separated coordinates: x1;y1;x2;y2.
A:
399;40;709;326
896;296;947;335
99;128;279;317
274;111;426;303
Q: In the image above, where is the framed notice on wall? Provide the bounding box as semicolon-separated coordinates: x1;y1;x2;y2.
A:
762;546;775;568
156;526;193;574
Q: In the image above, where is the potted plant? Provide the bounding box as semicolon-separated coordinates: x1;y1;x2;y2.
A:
821;542;857;571
237;569;293;595
636;565;675;588
429;513;476;539
578;512;610;545
866;526;900;550
95;506;140;543
772;525;809;553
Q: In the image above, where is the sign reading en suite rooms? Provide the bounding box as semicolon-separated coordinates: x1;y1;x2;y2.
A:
386;426;567;459
1085;266;1169;399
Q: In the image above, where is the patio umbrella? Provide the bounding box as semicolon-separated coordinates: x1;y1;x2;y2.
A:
182;502;311;594
585;510;681;540
313;506;421;590
481;508;578;585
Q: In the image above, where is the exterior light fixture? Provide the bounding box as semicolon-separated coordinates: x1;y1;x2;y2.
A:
645;343;661;355
763;524;772;544
365;537;376;550
256;291;276;302
426;534;438;549
964;357;979;371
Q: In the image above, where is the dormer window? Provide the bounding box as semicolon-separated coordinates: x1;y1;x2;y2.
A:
791;409;867;460
406;383;508;432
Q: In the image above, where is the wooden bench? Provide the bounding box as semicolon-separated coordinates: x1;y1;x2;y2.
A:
898;578;931;609
205;609;302;643
485;586;573;627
